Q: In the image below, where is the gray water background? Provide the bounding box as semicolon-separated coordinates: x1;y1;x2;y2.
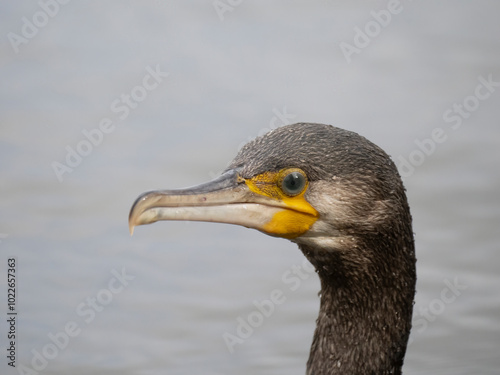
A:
1;1;499;374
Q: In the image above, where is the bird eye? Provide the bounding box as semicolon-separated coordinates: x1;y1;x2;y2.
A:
281;171;307;196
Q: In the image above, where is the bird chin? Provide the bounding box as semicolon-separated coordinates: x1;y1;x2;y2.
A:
291;219;352;252
293;235;345;251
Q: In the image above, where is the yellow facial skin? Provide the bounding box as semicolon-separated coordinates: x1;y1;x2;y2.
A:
244;168;319;239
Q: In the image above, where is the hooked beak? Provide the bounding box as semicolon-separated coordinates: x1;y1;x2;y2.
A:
129;169;312;237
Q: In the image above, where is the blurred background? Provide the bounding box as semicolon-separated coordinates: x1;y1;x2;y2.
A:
1;1;499;374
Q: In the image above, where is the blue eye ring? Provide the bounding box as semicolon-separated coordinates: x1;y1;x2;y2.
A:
280;169;307;196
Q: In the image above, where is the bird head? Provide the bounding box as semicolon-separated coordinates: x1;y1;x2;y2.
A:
129;123;407;253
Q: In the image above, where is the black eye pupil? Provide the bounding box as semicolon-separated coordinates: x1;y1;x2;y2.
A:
282;172;306;196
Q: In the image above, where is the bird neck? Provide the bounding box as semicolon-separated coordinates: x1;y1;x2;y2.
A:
299;236;415;375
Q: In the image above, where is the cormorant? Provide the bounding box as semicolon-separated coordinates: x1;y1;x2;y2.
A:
129;123;416;375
